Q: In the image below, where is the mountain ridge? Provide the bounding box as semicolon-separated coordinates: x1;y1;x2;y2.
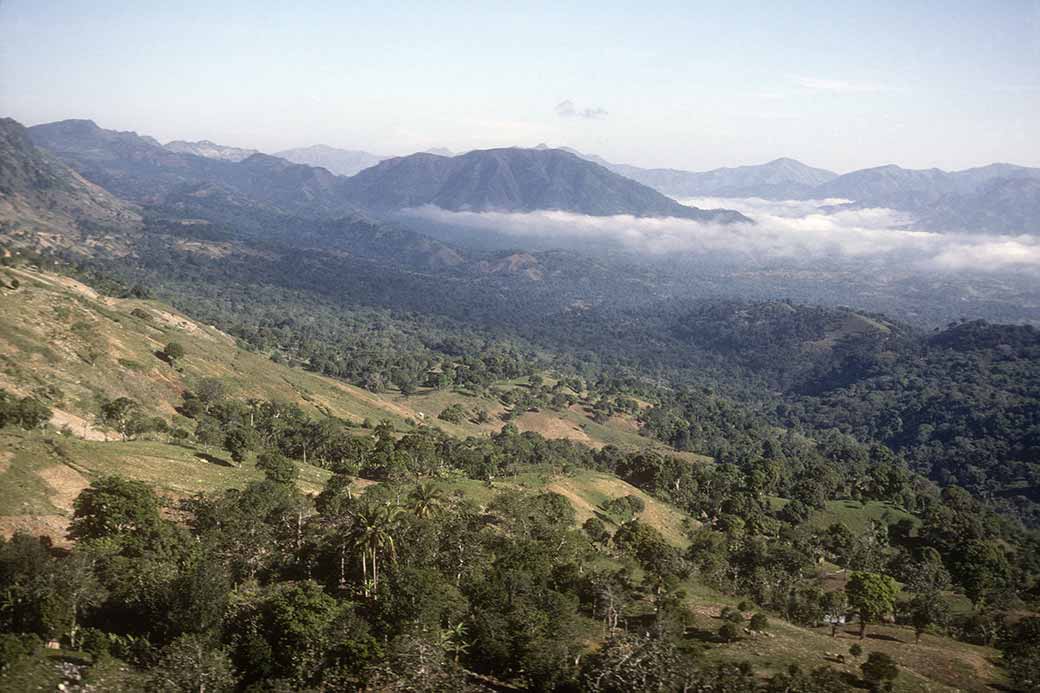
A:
340;147;751;222
274;143;387;177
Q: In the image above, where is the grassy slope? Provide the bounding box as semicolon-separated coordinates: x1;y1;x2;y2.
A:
0;429;334;544
0;266;675;448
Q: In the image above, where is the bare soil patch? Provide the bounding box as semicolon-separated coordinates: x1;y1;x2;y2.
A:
0;514;71;546
50;409;108;441
37;464;90;510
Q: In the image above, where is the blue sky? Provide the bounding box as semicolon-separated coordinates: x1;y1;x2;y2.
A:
2;0;1038;171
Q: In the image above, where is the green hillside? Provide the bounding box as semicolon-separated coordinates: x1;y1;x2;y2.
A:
0;268;1030;692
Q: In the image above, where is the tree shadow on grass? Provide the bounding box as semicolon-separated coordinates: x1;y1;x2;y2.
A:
195;451;234;467
683;625;726;644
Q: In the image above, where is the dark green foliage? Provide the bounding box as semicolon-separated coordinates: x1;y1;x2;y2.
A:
98;396;140;439
579;633;690;692
0;390;52;430
0;633;39;674
998;616;1040;692
613;520;684;578
68;475;162;542
150;634;235;692
846;572;898;639
438;403;467;424
602;494;645;519
765;664;852;693
161;341;185;364
718;622;740;642
222;426;254;465
583;517;611;546
860;651;899;691
905;591;949;643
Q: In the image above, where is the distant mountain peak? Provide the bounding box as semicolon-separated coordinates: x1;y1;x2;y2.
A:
341;146;749;222
274;144;388;176
164;139;260;162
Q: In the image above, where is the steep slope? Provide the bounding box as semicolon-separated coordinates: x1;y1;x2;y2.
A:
341;147;750;222
0;117;141;250
274;144;388;176
915;176;1040;233
28;119;353;217
0;265;670;454
164;139;259;161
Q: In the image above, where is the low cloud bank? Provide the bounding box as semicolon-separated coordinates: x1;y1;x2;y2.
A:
401;199;1040;273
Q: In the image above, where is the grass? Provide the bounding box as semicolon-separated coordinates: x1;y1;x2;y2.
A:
0;429;332;543
811;499;918;532
767;496;918;533
0;267;680;454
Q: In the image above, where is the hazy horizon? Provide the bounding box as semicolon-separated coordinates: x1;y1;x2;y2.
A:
3;1;1039;173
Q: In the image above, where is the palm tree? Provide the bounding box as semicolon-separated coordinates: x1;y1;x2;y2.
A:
409;481;447;519
350;501;402;596
440;621;470;663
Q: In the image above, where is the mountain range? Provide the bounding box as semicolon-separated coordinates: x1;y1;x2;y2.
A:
14;117;1040;236
556;144;1040;233
24;120;749;224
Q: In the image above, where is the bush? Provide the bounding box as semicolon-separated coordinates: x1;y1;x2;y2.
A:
749;612;769;632
583;517;611;545
438;404;467;424
718;623;740;642
721;606;744;623
0;633;39;673
861;651;899;691
162;341;186;364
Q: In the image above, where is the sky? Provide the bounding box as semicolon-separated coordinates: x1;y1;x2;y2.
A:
2;0;1039;172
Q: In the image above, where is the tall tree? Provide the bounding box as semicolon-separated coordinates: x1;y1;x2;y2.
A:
350;502;402;595
846;572;898;640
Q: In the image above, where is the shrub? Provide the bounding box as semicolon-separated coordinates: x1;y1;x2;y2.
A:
438;404;467;424
0;633;39;673
718;623;740;642
861;651;899;691
721;606;744;623
750;612;769;632
162;341;186;364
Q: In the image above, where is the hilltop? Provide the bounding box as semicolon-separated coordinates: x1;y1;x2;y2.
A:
341;147;751;221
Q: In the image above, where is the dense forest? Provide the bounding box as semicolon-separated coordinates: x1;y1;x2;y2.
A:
3;382;1039;691
47;233;1040;531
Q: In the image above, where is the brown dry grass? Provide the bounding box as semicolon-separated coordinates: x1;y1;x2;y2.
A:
37;464;89;510
515;411;595;446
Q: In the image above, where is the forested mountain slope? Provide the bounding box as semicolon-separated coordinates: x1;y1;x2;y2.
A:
340;147;751;221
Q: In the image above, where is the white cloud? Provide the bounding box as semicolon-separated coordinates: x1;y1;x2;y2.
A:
555;99;608;119
791;76;888;94
400;198;1040;273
